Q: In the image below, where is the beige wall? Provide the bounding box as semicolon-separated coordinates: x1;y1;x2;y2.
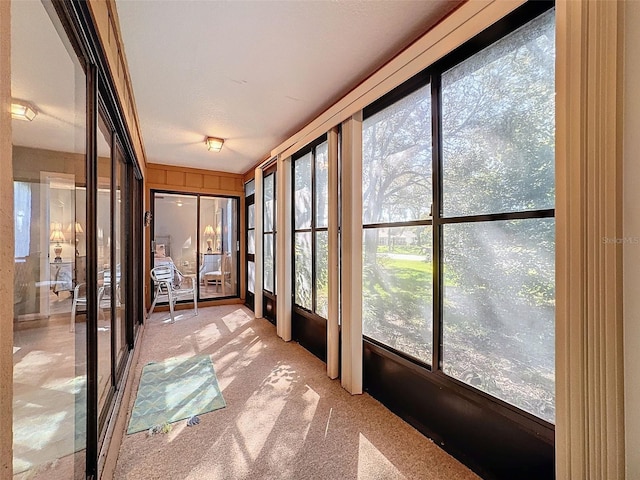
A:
0;0;12;475
624;1;640;477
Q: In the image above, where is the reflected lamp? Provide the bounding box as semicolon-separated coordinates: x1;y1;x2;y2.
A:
204;224;214;252
50;223;65;262
11;100;38;122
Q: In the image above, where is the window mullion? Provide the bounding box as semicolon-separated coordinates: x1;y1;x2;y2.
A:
431;74;443;372
311;147;317;314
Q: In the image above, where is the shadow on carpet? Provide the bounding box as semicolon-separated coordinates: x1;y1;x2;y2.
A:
127;355;226;434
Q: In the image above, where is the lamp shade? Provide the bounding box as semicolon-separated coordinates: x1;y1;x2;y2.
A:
50;228;65;244
204;224;214;235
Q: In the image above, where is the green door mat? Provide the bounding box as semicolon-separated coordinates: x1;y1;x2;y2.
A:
127;354;226;434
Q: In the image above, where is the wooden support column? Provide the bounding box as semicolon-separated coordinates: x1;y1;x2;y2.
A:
276;155;292;341
341;113;363;395
555;1;625;478
327;127;340;379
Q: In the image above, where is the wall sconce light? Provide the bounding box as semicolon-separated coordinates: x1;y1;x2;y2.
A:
205;136;224;152
204;224;214;252
11;99;38;121
50;223;65;262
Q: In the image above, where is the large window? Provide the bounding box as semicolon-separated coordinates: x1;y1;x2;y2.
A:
245;180;256;306
293;138;329;318
362;82;433;365
263;170;276;294
362;8;555;423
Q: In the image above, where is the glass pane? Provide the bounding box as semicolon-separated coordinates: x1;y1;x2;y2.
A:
362;226;433;364
315;142;329;228
97;118;113;422
248;261;255;293
153;192;197;300
245;179;255;197
248;203;255;229
248;229;255;255
315;231;328;318
114;148;127;375
442;218;555;422
12;1;90;472
264;233;274;293
294;232;312;310
362;84;432;224
200;196;239;299
294;152;312;229
441;10;555;217
264;173;274;232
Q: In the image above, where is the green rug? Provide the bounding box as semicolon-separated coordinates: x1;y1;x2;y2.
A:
127;355;226;434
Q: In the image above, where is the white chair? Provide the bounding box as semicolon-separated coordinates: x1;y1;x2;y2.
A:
70;283;86;332
202;253;232;295
70;270;120;332
148;263;198;323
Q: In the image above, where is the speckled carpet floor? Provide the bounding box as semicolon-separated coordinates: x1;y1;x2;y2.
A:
115;305;480;480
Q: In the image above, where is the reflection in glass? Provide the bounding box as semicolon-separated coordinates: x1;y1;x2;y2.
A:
248;261;255;294
294;152;312;229
248;230;255;255
97;118;113;420
153;193;197;273
264;233;274;293
362;226;433;364
114;148;127;376
315;142;328;228
362;84;432;225
315;231;328;318
248;203;255;229
442;219;555;422
294;232;312;310
199;196;239;299
441;10;555;217
263;172;276;296
12;0;88;473
245;179;255;197
264;173;274;232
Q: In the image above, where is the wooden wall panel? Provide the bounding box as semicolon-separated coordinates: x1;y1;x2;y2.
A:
165;170;185;187
88;0;147;172
185;172;203;189
146;164;243;195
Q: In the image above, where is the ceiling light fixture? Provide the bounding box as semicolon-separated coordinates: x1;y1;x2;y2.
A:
205;136;224;152
11;100;38;122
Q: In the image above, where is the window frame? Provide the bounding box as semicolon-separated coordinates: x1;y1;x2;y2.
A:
292;134;329;318
361;0;556;431
263;166;277;296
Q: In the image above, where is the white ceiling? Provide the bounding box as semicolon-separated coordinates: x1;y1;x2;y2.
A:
116;0;461;175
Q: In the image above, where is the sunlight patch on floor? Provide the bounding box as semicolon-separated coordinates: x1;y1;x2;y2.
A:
221;308;253;332
358;433;406;480
234;365;295;461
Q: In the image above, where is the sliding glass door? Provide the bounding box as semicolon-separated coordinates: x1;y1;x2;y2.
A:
152;191;240;304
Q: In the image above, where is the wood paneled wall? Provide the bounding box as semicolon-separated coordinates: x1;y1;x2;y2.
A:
88;0;146;170
146;164;244;195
